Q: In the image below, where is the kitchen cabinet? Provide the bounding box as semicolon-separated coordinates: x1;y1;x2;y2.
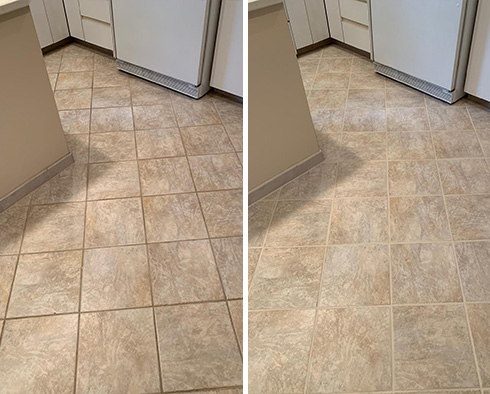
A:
211;0;243;97
30;0;69;48
465;0;490;102
29;0;53;48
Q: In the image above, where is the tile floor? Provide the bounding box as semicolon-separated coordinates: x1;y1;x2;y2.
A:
249;44;490;394
0;43;243;393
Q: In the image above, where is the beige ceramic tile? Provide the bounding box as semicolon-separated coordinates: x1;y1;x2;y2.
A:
60;56;93;72
307;89;348;110
91;87;131;108
249;309;315;394
249;247;324;309
388;160;441;196
248;200;275;247
0;206;27;255
350;73;386;89
224;123;243;151
266;200;332;246
199;190;243;238
22;203;85;253
89;132;137;163
248;248;261;286
0;315;78;391
54;88;92;110
351;57;374;73
454;241;490;302
317;132;344;163
446;195;490;240
313;73;350;89
311;108;345;133
172;95;221;127
65;134;89;163
93;54;115;72
391;243;462;304
476;129;490;156
393;305;479;389
340;132;387;161
279;162;337;200
143;193;208;242
336;161;387;197
92;70;129;88
181;124;235;155
343;108;386;131
466;303;490;386
56;71;92;90
87;161;141;200
322;45;354;58
298;56;320;73
210;237;243;299
44;52;61;73
387;131;435;160
85;198;145;248
302;72;315;90
90;107;134;132
228;299;243;352
0;255;17;316
59;109;90;134
432;130;484;159
346;89;386;109
386;86;425;108
132;104;177;129
188;153;242;191
387;108;430;131
30;163;87;204
62;44;95;58
135;128;185;159
428;107;474;131
390;196;451;242
329;198;388;244
129;77;171;106
467;104;490;129
319;244;390;307
81;245;151;311
77;308;160;393
212;96;243;124
308;307;392;393
318;57;352;73
438;159;490;194
148;240;223;305
139;157;194;196
155;302;242;391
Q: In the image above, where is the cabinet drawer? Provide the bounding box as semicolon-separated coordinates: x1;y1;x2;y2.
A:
79;0;111;23
339;0;368;26
82;17;113;49
342;19;370;52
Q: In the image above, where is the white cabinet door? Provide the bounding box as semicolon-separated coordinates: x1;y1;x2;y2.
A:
29;0;53;48
283;0;312;49
305;0;329;43
63;0;85;40
211;0;243;97
324;0;343;41
44;0;69;42
465;0;490;101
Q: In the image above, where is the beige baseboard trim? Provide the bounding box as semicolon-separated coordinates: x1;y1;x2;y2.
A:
0;153;74;212
248;150;324;205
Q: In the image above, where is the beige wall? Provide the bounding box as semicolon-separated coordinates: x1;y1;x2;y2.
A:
0;7;69;199
249;4;320;191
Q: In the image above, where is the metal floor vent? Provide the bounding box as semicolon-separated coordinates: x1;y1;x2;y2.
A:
117;59;201;99
374;62;454;104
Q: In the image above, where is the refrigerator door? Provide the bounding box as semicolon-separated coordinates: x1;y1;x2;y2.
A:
371;0;466;90
112;0;209;86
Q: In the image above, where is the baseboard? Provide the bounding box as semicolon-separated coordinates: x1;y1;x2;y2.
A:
248;150;324;205
296;38;333;56
0;153;74;213
41;37;73;54
467;94;490;108
42;36;113;58
331;39;371;59
212;88;243;104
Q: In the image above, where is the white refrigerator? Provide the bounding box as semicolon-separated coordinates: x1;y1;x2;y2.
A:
111;0;222;99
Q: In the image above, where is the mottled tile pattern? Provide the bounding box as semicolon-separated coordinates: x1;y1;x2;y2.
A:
0;44;242;391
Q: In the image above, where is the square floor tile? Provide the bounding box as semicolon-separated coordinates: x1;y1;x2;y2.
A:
44;52;61;73
391;243;462;304
210;237;243;299
390;196;451;242
22;203;85;253
85;198;145;248
446;195;490;240
387;132;435;160
388;160;441;196
65;134;89;163
228;300;243;352
91;87;131;108
0;206;27;255
318;57;352;73
428;107;473;131
476;129;490;156
8;251;82;318
319;244;390;307
139;157;194;196
340;132;387;161
393;305;479;389
248;200;275;247
0;255;17;317
133;104;177;129
77;308;160;393
266;200;332;246
454;241;490;302
54;89;92;110
56;71;92;90
312;109;345;133
467;104;490;129
148;240;223;305
351;57;373;72
199;190;243;238
60;56;93;72
87;161;140;200
143;194;207;243
346;89;385;109
329;198;388;244
279;162;337;200
89;132;137;163
387;108;430;131
249;309;315;394
386;86;425;108
93;70;129;88
432;130;484;159
224;123;243;152
90;107;134;132
188;153;242;191
343;108;386;131
172;95;221;127
212;95;243;124
135;128;185;159
438;159;490;195
308;307;392;393
59;109;90;134
313;73;350;89
155;302;242;391
307;89;348;110
249;247;324;309
0;314;78;393
350;73;386;89
129;77;171;106
336;161;387;197
467;303;490;386
82;245;151;311
248;248;261;287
